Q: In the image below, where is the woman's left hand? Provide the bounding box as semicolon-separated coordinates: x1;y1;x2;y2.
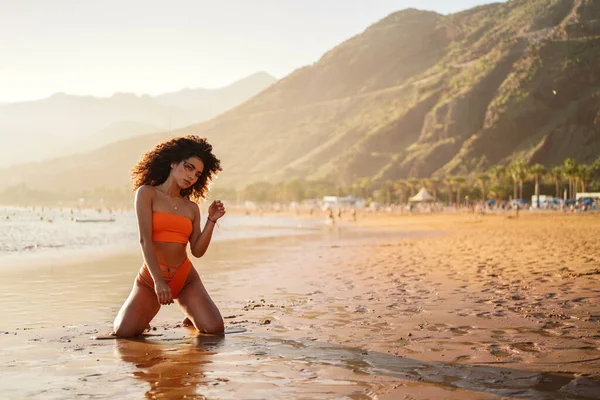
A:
208;200;226;221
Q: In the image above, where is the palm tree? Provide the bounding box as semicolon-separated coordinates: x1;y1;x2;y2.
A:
508;163;518;200
508;161;528;199
444;177;455;205
428;178;441;201
488;166;506;184
519;167;529;200
454;176;466;207
547;167;563;199
407;178;420;196
592;157;600;173
357;177;372;200
395;181;407;204
562;158;578;199
576;164;594;193
477;174;491;201
381;180;395;205
529;164;547;207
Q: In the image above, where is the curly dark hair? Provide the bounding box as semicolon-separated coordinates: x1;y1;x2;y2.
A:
131;135;222;201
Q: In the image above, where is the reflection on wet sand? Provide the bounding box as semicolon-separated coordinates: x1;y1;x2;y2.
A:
114;334;225;400
111;330;380;399
112;330;600;400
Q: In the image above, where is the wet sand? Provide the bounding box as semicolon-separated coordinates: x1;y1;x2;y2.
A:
1;212;599;399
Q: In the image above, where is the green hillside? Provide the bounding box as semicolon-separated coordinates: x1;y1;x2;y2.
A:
187;0;600;186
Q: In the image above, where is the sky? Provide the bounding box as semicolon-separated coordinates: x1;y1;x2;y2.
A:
0;0;505;102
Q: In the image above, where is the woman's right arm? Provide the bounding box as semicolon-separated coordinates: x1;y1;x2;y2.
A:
135;185;172;305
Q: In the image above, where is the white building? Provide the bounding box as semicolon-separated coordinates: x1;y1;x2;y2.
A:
530;194;557;208
576;192;600;199
322;195;364;209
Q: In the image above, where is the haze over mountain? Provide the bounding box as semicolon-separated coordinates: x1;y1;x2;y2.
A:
0;72;276;167
154;72;276;112
1;0;599;199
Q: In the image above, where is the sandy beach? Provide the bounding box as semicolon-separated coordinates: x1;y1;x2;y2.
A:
1;212;599;399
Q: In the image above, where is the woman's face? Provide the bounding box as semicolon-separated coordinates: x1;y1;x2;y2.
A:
171;157;204;189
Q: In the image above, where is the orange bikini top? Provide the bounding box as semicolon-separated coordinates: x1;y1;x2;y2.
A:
152;212;193;244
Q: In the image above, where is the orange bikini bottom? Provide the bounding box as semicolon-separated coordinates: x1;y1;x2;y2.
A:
136;258;192;299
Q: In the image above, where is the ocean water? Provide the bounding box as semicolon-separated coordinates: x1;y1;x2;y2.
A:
0;206;321;262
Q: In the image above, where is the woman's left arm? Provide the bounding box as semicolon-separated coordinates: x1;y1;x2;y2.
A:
190;200;226;258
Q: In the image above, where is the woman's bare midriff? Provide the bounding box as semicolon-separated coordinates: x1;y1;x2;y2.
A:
152;241;189;267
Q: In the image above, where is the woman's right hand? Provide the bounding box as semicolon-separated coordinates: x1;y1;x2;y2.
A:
154;280;173;305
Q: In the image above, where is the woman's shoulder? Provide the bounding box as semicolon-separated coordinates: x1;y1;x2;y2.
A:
135;185;157;198
183;198;201;213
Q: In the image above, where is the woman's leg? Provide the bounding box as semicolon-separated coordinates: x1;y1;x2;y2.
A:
176;267;224;335
113;280;161;337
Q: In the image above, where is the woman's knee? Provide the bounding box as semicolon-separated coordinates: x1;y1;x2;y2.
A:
198;317;224;335
113;321;142;338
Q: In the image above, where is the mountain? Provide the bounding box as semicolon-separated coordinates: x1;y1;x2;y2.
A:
1;0;599;197
154;72;276;112
0;72;276;168
178;0;600;186
0;92;190;168
0;133;166;199
58;120;163;156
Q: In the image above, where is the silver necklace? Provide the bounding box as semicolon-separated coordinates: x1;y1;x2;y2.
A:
158;187;180;210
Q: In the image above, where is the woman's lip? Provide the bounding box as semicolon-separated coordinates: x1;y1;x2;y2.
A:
184;179;191;185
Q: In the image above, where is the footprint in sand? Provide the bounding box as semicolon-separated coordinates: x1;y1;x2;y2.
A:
488;344;512;358
449;326;473;335
510;342;541;353
449;355;472;365
423;323;449;332
570;297;588;303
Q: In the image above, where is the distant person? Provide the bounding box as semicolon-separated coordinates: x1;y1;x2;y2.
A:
326;208;335;225
113;135;225;337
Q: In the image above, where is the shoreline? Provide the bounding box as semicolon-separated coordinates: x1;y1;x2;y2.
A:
0;211;326;270
0;208;442;271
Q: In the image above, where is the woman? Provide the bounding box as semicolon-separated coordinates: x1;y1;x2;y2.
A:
113;135;225;337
